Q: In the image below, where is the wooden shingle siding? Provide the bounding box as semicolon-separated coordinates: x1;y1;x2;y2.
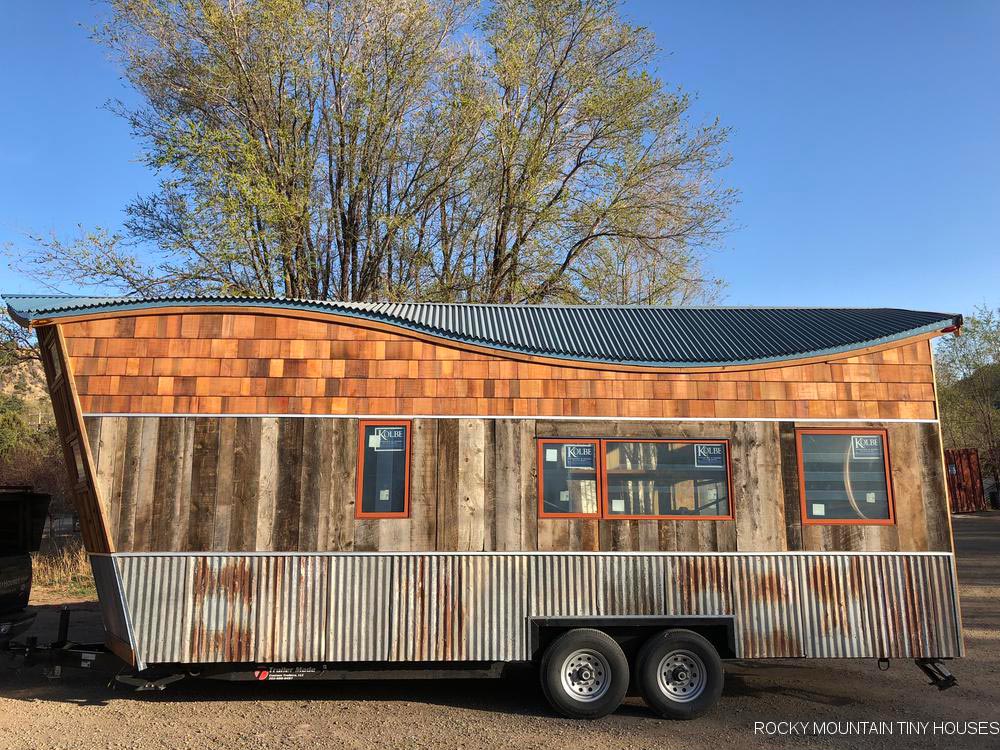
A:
83;416;950;555
63;312;938;420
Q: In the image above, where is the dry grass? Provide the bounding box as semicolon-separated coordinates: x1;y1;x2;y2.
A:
31;541;95;600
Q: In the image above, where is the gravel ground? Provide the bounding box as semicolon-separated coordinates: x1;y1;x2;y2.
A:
1;514;998;750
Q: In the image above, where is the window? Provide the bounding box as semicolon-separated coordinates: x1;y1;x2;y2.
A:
357;421;411;518
605;441;731;519
537;440;600;517
796;429;894;525
537;438;733;520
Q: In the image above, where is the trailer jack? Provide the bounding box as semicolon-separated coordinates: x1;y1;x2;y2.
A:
914;659;957;690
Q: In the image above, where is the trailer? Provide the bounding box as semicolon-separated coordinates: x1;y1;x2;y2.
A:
3;295;965;718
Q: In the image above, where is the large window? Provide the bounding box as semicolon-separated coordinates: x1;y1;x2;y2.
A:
357;421;411;518
537;438;733;520
605;440;731;519
796;429;894;525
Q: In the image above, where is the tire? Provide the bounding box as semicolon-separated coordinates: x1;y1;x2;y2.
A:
539;628;629;719
636;629;724;720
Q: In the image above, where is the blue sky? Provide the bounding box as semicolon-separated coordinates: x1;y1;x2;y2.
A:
1;1;997;315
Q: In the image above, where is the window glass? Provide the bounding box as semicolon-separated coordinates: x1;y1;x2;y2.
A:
359;423;409;516
539;441;599;515
799;432;891;522
604;441;729;518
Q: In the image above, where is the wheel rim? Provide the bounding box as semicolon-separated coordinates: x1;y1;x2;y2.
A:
559;648;612;702
655;649;707;703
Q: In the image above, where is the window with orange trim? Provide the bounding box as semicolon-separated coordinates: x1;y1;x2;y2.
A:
537;439;600;517
357;420;411;518
796;429;894;525
537;438;733;520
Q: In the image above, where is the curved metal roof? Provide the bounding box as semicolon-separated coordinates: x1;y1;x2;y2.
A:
3;294;961;369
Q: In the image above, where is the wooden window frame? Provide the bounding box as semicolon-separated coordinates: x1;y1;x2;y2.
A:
537;437;735;521
795;428;895;526
356;419;412;519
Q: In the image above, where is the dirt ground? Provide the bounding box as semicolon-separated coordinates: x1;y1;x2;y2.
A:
1;515;998;750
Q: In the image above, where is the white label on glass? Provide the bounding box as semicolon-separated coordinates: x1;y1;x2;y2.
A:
559;490;570;505
545;448;558;463
369;434;381;449
851;435;882;460
379;489;390;503
694;443;725;468
611;498;626;513
866;491;877;504
812;503;826;517
563;444;595;469
372;427;405;451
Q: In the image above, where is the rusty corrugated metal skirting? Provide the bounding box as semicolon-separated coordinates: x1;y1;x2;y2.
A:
104;552;962;668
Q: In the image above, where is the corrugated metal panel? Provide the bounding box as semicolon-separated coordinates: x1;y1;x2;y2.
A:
796;554;962;658
90;554;133;656
109;552;962;666
3;294;961;368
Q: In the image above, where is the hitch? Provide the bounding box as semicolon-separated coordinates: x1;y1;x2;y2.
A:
914;658;957;690
115;672;186;692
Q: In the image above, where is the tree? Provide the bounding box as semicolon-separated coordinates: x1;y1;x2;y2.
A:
20;0;733;304
935;305;1000;494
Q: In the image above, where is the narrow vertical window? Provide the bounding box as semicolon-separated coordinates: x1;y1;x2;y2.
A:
357;421;411;518
537;439;600;517
797;429;894;524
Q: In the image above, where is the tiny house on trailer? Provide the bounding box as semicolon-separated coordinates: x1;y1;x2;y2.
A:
5;295;965;718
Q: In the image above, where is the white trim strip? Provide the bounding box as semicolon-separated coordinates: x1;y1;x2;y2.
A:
81;413;939;424
90;550;956;559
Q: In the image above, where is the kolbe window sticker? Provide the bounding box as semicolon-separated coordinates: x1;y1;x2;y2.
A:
694;443;725;468
369;426;406;452
851;434;882;460
563;444;595;469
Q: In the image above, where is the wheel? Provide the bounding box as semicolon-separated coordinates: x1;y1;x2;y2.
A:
539;628;629;719
636;629;724;719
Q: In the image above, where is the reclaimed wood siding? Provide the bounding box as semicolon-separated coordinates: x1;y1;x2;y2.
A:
84;417;950;554
62;312;937;420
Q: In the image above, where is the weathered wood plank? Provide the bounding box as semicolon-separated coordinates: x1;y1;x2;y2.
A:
115;418;144;551
408;419;438;551
483;420;496;551
919;422;953;552
187;418;219;551
211;418;237;550
229;418;262;552
888;422;926;552
456;419;486;552
732;422;787;551
493;419;522;551
518;420;538;551
435;420;460;550
272;417;304;551
778;422;803;551
131;418;159;551
298;418;325;551
327;418;356;552
254;417;279;551
151;418;184;551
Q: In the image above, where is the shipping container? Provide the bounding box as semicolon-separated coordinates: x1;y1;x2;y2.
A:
944;448;989;513
3;295;965;718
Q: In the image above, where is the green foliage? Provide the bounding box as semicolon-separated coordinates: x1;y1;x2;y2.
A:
20;0;733;305
936;305;1000;489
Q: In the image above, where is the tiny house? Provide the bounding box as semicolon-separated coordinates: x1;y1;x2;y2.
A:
5;295;964;718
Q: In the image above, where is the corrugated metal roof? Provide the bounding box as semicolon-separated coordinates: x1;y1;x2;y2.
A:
2;294;962;368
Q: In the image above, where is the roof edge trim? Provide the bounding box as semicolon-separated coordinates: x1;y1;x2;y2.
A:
4;297;960;372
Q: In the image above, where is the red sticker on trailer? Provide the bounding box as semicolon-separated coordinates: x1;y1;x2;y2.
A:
254;669;269;681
